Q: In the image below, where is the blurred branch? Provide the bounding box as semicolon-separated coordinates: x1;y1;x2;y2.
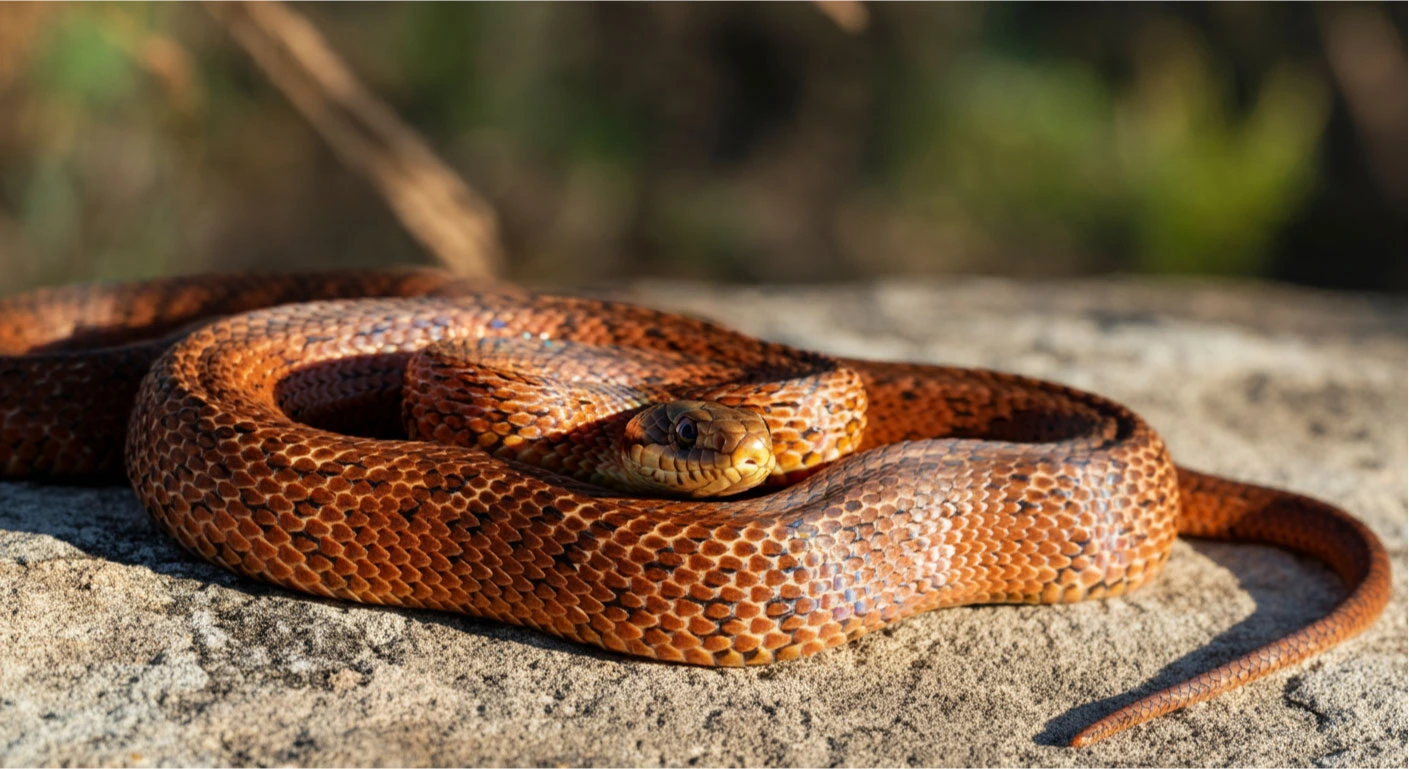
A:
813;2;869;34
1317;4;1407;201
206;1;504;278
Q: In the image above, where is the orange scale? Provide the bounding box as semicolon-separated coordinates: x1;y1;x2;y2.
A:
718;618;749;636
508;574;537;595
284;532;315;552
563;605;591;626
687;584;714;602
664;630;700;653
718;586;746;604
337;538;368;560
743;614;776;635
291;564;320;588
679;524;711;542
274;540;305;563
775;644;807;662
731;634;761;653
221;526;252;551
239;553;266;576
715;554;746;572
384;529;416;551
265;559;294;582
426;551;453;571
250;537;279;561
190;533;218;561
765;601;793;618
645;631;677;656
319;570;349;593
587;612;615;635
519;561;546;581
763;632;791;650
672;599;704;618
584;582;617;604
689;618;721;639
225;512;260;536
727;568;760;588
715;649;746;667
615;622;644;642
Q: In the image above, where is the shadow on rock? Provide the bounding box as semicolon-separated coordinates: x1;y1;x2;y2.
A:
1036;538;1342;746
0;480;621;665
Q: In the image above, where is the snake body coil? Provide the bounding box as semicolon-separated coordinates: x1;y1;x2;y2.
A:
0;270;1390;747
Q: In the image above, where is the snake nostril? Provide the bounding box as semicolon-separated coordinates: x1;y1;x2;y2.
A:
731;437;775;478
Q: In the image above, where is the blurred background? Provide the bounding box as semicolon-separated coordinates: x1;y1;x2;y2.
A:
0;2;1403;295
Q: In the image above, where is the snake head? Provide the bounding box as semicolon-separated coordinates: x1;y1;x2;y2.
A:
616;400;775;498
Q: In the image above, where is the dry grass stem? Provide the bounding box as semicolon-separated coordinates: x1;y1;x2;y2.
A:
207;1;504;278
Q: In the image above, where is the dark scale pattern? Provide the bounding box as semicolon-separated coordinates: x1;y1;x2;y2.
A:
0;269;476;479
0;274;1392;748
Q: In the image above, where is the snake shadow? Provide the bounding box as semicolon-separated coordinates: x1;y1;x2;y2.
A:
0;480;621;664
1033;539;1342;746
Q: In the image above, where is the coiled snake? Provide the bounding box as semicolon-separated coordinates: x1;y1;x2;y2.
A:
0;270;1390;747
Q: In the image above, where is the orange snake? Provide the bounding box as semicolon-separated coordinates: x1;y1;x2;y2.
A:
0;270;1390;747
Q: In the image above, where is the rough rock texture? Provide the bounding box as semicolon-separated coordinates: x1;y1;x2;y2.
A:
1;277;1404;767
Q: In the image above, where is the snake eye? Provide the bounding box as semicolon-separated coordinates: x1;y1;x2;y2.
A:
673;417;698;449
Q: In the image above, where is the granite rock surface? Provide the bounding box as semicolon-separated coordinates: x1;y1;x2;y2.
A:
1;277;1404;767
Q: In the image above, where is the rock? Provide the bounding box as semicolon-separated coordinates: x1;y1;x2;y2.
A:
1;277;1403;766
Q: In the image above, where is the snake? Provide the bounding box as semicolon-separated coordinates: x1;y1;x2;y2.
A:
0;269;1390;747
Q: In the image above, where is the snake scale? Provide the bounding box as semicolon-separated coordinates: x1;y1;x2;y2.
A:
0;269;1390;747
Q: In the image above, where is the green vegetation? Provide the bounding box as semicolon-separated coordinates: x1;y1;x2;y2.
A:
0;3;1401;292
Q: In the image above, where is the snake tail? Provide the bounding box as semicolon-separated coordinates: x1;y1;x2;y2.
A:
1069;468;1393;747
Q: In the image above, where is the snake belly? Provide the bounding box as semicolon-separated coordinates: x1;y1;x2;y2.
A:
0;273;1390;747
